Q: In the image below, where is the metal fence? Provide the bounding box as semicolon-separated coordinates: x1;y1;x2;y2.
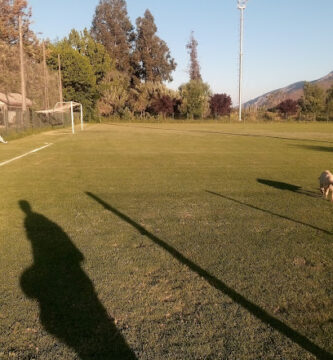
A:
0;40;65;138
0;107;73;138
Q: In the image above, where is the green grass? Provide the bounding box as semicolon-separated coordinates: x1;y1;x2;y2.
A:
0;122;332;360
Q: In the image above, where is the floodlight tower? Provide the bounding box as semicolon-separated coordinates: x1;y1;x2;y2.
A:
237;0;248;122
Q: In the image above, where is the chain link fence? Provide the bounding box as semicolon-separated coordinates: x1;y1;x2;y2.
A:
0;41;73;139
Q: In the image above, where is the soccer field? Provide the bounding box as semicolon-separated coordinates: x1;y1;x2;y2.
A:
0;123;332;359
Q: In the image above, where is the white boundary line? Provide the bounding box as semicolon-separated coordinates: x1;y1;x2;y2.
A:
0;143;53;167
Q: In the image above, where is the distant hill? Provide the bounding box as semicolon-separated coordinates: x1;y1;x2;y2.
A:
244;71;333;109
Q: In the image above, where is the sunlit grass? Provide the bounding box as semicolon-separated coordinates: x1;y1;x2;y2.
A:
0;123;332;359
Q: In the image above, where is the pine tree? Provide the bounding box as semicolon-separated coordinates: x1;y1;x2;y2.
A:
186;31;201;81
91;0;134;73
134;9;176;83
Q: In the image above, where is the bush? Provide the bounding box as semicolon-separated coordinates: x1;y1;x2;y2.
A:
149;95;175;117
210;94;232;117
179;80;211;119
275;99;299;118
121;107;134;121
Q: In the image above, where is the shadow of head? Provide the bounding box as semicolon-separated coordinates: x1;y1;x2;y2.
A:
19;200;32;214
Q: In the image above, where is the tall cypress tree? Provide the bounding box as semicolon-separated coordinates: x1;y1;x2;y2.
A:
186;31;201;81
91;0;134;73
134;9;176;83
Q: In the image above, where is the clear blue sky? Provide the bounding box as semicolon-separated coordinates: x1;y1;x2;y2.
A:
29;0;333;104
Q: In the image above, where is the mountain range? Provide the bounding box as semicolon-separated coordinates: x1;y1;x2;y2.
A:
244;71;333;109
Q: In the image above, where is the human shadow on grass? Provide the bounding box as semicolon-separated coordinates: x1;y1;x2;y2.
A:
86;192;332;360
206;190;331;236
257;179;320;198
292;144;333;153
19;200;137;360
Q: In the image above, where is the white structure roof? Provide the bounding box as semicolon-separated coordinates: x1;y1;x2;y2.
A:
0;92;32;107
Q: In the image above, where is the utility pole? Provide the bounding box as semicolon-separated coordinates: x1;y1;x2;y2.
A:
18;15;27;112
237;0;248;122
58;54;64;123
42;41;49;109
57;54;63;104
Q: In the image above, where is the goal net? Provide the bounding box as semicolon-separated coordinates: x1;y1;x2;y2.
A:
36;101;83;134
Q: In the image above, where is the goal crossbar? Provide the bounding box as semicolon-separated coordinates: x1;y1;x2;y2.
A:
36;101;83;134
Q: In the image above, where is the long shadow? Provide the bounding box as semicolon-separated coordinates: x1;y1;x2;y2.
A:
19;200;137;360
293;144;333;153
106;123;333;145
206;190;331;236
257;179;320;198
86;192;332;360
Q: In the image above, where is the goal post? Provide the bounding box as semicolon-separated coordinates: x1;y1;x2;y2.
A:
36;101;84;134
63;101;84;134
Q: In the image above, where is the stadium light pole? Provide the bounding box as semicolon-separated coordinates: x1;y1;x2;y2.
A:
237;0;248;122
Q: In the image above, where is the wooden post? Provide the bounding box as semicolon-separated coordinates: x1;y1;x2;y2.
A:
42;41;49;109
58;54;63;103
4;106;8;132
19;15;27;113
80;103;83;130
58;54;64;124
70;101;75;134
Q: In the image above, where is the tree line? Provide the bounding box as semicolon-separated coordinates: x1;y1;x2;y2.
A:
0;0;232;121
8;0;331;122
268;82;333;121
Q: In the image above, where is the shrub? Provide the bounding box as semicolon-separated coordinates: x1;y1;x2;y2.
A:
149;95;175;117
210;94;232;117
179;80;211;119
275;99;299;118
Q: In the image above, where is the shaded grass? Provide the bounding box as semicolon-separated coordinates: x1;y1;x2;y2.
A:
0;123;332;359
86;191;332;360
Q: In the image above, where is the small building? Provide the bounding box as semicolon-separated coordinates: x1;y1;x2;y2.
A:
0;92;33;128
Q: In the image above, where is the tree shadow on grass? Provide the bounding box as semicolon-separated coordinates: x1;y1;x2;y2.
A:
106;123;333;145
257;179;320;198
206;190;331;236
19;200;137;360
86;192;332;360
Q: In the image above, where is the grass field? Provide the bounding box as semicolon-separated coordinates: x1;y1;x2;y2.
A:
0;122;332;360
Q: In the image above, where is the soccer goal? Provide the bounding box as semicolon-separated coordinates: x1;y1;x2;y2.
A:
36;101;83;134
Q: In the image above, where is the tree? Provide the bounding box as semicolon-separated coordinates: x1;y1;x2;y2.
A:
0;0;34;46
134;9;176;83
127;81;178;115
299;82;325;120
97;70;130;116
179;80;211;119
0;39;59;109
67;29;113;85
186;31;201;81
210;94;232;117
326;85;333;120
0;40;20;92
149;95;175;117
91;0;134;73
48;43;98;120
275;98;298;118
